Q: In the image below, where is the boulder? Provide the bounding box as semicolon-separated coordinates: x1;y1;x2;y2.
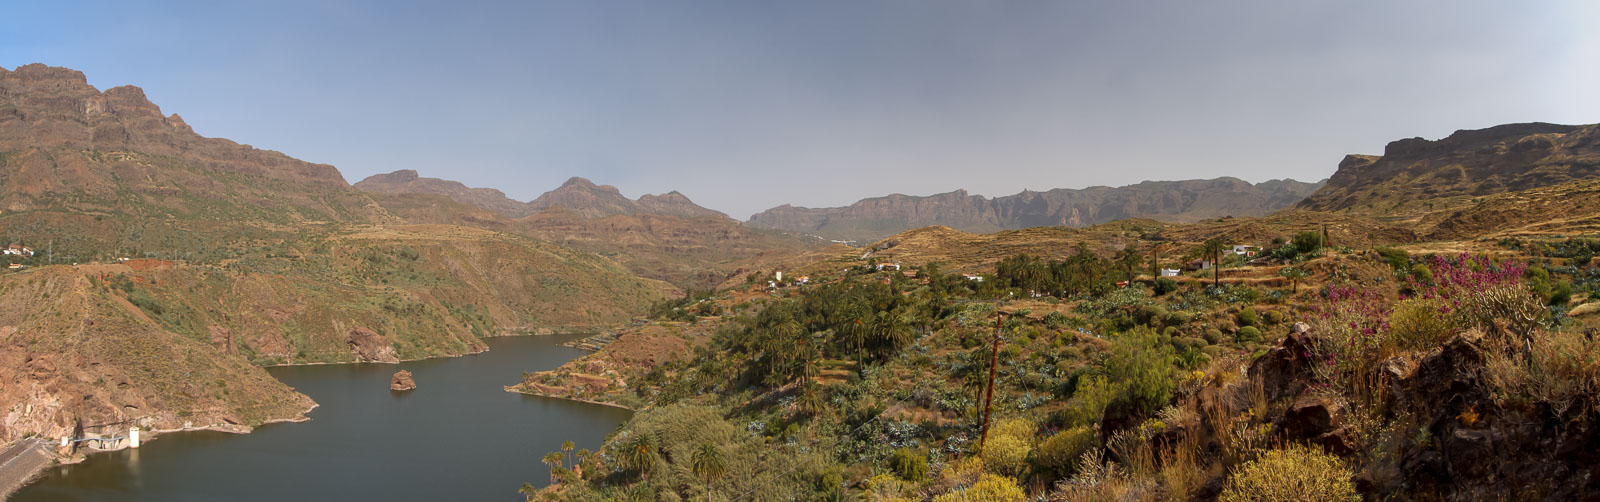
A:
389;370;416;391
1247;331;1316;401
1282;394;1340;440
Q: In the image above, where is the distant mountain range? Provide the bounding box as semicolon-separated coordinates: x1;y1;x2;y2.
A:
355;170;728;220
746;177;1325;242
354;170;817;290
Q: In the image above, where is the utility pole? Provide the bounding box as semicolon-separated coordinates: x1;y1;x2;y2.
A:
979;310;1004;452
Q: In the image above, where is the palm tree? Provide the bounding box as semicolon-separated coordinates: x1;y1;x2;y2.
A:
799;382;828;417
872;314;915;358
519;482;538;501
846;317;867;376
620;434;658;483
691;442;728;500
561;440;575;470
1199;239;1227;287
1279;266;1308;294
575;448;592;474
542;451;566;485
800;338;820;386
1149;243;1165;278
1116;245;1144;283
769;319;804;384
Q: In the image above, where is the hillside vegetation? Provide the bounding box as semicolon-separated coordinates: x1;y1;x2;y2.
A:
525;224;1600;500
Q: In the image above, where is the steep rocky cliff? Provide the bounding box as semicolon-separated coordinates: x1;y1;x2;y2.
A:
748;177;1324;242
1297;122;1600;215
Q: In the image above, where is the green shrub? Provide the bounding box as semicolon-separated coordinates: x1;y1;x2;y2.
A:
1136;305;1169;326
1293;231;1325;254
1375;246;1409;271
1219;446;1358;502
932;473;1026;502
1261;309;1285;325
889;448;928;482
128;289;164;316
1237;307;1258;327
1235;326;1262;343
1551;280;1574;305
980;419;1035;476
1164;311;1193;326
1410;263;1434;284
1203;328;1224;345
1031;426;1096;481
1153;277;1179;295
1066;327;1178;425
1388;299;1450;350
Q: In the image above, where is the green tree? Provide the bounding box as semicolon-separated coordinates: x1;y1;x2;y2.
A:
518;482;537;501
1292;230;1324;255
1278;266;1308;293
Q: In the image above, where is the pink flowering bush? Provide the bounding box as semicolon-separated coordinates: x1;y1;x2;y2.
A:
1311;253;1537;386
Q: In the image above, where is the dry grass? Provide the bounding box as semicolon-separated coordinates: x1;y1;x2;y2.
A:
1484;328;1600;416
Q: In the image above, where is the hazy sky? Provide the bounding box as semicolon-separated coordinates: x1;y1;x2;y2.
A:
4;1;1598;218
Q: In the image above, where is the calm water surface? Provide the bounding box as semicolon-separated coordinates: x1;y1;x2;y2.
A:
13;333;630;501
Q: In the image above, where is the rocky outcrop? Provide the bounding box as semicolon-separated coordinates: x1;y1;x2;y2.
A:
1297;122;1600;213
748;177;1325;242
1240;328;1600;500
346;328;400;364
389;370;416;391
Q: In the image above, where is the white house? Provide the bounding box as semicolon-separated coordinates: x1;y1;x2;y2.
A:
962;274;984;282
875;263;901;271
1160;268;1181;277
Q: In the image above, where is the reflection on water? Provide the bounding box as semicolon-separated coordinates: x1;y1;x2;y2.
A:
14;334;629;502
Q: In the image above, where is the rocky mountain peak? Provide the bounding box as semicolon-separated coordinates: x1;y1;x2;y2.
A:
3;63;89;89
558;176;623;193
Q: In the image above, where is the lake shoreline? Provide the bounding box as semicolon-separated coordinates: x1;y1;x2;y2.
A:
13;332;628;501
503;387;637;411
260;328;601;368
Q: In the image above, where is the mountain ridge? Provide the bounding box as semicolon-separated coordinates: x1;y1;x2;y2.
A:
355;170;728;220
747;176;1326;242
1296;122;1600;216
